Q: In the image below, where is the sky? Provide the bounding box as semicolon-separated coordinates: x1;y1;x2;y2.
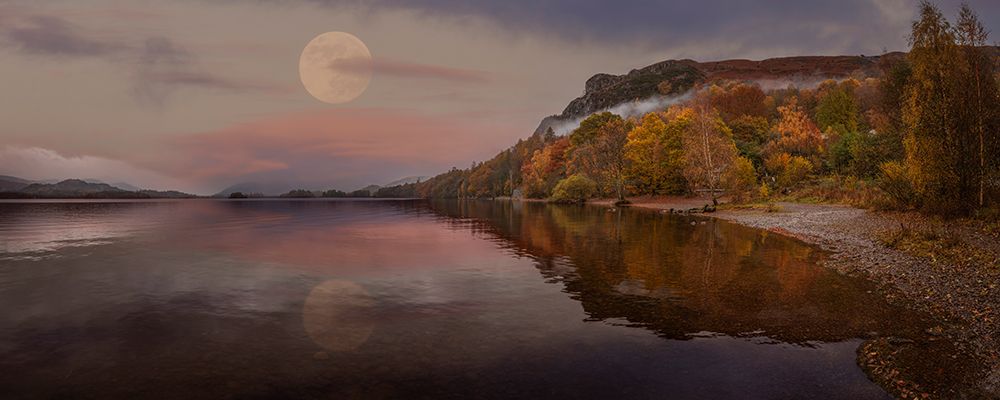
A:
0;0;997;194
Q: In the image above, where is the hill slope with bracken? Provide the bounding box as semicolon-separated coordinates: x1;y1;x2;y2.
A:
535;49;1000;135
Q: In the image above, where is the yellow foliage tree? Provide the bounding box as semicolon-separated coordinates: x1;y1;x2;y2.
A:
722;156;758;203
625;112;687;195
682;106;738;205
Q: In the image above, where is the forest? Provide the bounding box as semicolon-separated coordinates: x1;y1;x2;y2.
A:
383;2;998;217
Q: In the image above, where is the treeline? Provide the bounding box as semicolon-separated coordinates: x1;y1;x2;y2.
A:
228;186;420;199
395;1;998;215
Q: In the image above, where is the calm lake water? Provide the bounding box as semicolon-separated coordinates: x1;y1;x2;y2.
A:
0;199;940;399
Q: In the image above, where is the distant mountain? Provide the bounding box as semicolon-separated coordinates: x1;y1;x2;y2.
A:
0;175;31;192
111;181;142;191
18;179;124;195
0;176;195;199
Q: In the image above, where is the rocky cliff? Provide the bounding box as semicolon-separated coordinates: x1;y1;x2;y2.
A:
534;53;904;135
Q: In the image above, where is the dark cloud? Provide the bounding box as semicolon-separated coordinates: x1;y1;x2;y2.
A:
2;14;123;56
0;13;284;105
131;36;286;105
138;36;191;66
304;0;1000;57
330;57;491;83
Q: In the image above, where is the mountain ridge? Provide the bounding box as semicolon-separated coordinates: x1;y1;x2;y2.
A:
534;49;999;135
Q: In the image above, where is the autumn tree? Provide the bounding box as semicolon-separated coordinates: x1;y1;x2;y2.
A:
722;156;758;203
955;3;999;207
567;113;632;200
903;1;967;214
521;138;570;198
709;82;769;122
682;106;738;205
587;118;632;201
625;112;686;195
767;97;825;169
765;153;813;189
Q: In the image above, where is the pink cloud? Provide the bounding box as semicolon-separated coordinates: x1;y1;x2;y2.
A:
135;107;522;187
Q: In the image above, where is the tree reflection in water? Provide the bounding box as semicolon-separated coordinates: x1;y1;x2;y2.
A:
424;200;982;396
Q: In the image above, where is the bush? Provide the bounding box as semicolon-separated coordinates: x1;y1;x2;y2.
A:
758;183;770;199
765;153;813;189
877;161;915;209
722;156;757;203
550;174;597;203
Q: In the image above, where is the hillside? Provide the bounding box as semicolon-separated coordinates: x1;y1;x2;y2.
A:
0;175;31;192
386;44;1000;204
0;177;195;199
18;179;125;196
534;50;997;135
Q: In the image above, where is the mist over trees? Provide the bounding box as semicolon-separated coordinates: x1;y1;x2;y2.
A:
391;1;997;216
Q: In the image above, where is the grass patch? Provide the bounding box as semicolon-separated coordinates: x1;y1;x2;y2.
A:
876;224;996;271
779;175;891;209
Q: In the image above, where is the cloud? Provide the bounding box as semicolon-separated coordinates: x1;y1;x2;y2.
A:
132;37;293;105
330;57;491;83
0;146;193;192
2;14;123;56
298;0;1000;57
545;92;693;136
130;107;521;191
0;13;288;105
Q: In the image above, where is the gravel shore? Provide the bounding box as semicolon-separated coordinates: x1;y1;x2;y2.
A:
594;197;1000;398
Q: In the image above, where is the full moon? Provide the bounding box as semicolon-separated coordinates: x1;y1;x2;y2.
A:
299;32;372;104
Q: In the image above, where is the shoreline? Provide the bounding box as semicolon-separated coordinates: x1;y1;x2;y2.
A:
592;196;999;398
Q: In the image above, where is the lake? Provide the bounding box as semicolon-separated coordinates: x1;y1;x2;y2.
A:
0;199;942;399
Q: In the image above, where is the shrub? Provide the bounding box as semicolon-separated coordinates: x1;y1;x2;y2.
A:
877;161;915;209
722;156;757;203
550;174;597;203
765;153;813;189
758;183;770;199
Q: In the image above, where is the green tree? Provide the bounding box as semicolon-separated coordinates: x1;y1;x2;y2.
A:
569;112;623;147
550;174;598;203
729;115;770;172
815;83;859;136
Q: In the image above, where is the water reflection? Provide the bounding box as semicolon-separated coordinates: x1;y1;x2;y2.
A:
303;280;375;352
0;199;960;399
426;200;927;344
